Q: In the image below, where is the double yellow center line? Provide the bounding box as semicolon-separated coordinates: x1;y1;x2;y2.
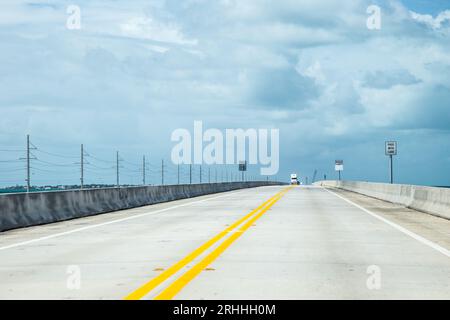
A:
125;186;292;300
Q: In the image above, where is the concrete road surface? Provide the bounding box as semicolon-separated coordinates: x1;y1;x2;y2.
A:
0;186;449;300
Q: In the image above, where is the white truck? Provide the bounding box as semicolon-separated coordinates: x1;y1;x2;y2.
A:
290;173;299;185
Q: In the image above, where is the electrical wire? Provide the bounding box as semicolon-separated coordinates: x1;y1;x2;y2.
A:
35;148;78;159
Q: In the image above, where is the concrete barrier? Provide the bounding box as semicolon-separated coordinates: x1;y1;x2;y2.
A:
0;182;284;232
314;180;450;220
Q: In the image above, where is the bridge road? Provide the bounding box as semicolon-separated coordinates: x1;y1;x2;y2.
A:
0;186;449;299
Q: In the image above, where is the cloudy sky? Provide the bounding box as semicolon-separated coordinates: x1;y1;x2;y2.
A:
1;0;450;187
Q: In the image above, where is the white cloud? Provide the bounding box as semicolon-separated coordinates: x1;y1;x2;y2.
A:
296;60;326;84
410;10;450;30
119;16;198;45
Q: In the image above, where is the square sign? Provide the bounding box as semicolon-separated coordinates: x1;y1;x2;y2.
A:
335;160;344;171
239;161;247;172
385;141;397;156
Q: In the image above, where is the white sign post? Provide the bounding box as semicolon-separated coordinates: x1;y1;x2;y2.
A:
385;141;397;184
335;160;344;181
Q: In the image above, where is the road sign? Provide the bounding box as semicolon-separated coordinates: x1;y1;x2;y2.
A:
239;161;247;172
385;141;397;184
385;141;397;156
335;160;343;181
335;160;344;172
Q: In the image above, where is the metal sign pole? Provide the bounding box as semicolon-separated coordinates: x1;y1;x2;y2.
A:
81;144;84;190
26;135;30;192
390;154;393;184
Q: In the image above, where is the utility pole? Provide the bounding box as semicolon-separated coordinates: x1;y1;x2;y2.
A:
26;134;30;192
161;159;164;185
80;144;84;190
142;155;146;185
200;165;202;183
21;135;37;193
189;164;192;184
208;167;211;183
177;164;180;185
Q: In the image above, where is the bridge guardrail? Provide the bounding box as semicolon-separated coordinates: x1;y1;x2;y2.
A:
315;180;450;220
0;182;285;232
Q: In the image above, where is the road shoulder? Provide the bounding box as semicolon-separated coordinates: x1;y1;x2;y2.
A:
327;187;450;251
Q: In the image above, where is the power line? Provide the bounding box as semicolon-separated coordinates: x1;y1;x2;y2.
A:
86;163;113;170
122;159;140;167
0;149;24;152
30;166;70;174
0;159;25;163
86;154;115;164
34;148;78;159
0;167;26;172
1;136;248;190
35;159;77;167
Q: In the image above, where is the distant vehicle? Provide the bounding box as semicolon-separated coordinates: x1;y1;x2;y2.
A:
290;173;299;185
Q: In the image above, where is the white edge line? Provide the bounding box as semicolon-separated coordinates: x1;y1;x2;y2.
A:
0;188;261;251
322;187;450;259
